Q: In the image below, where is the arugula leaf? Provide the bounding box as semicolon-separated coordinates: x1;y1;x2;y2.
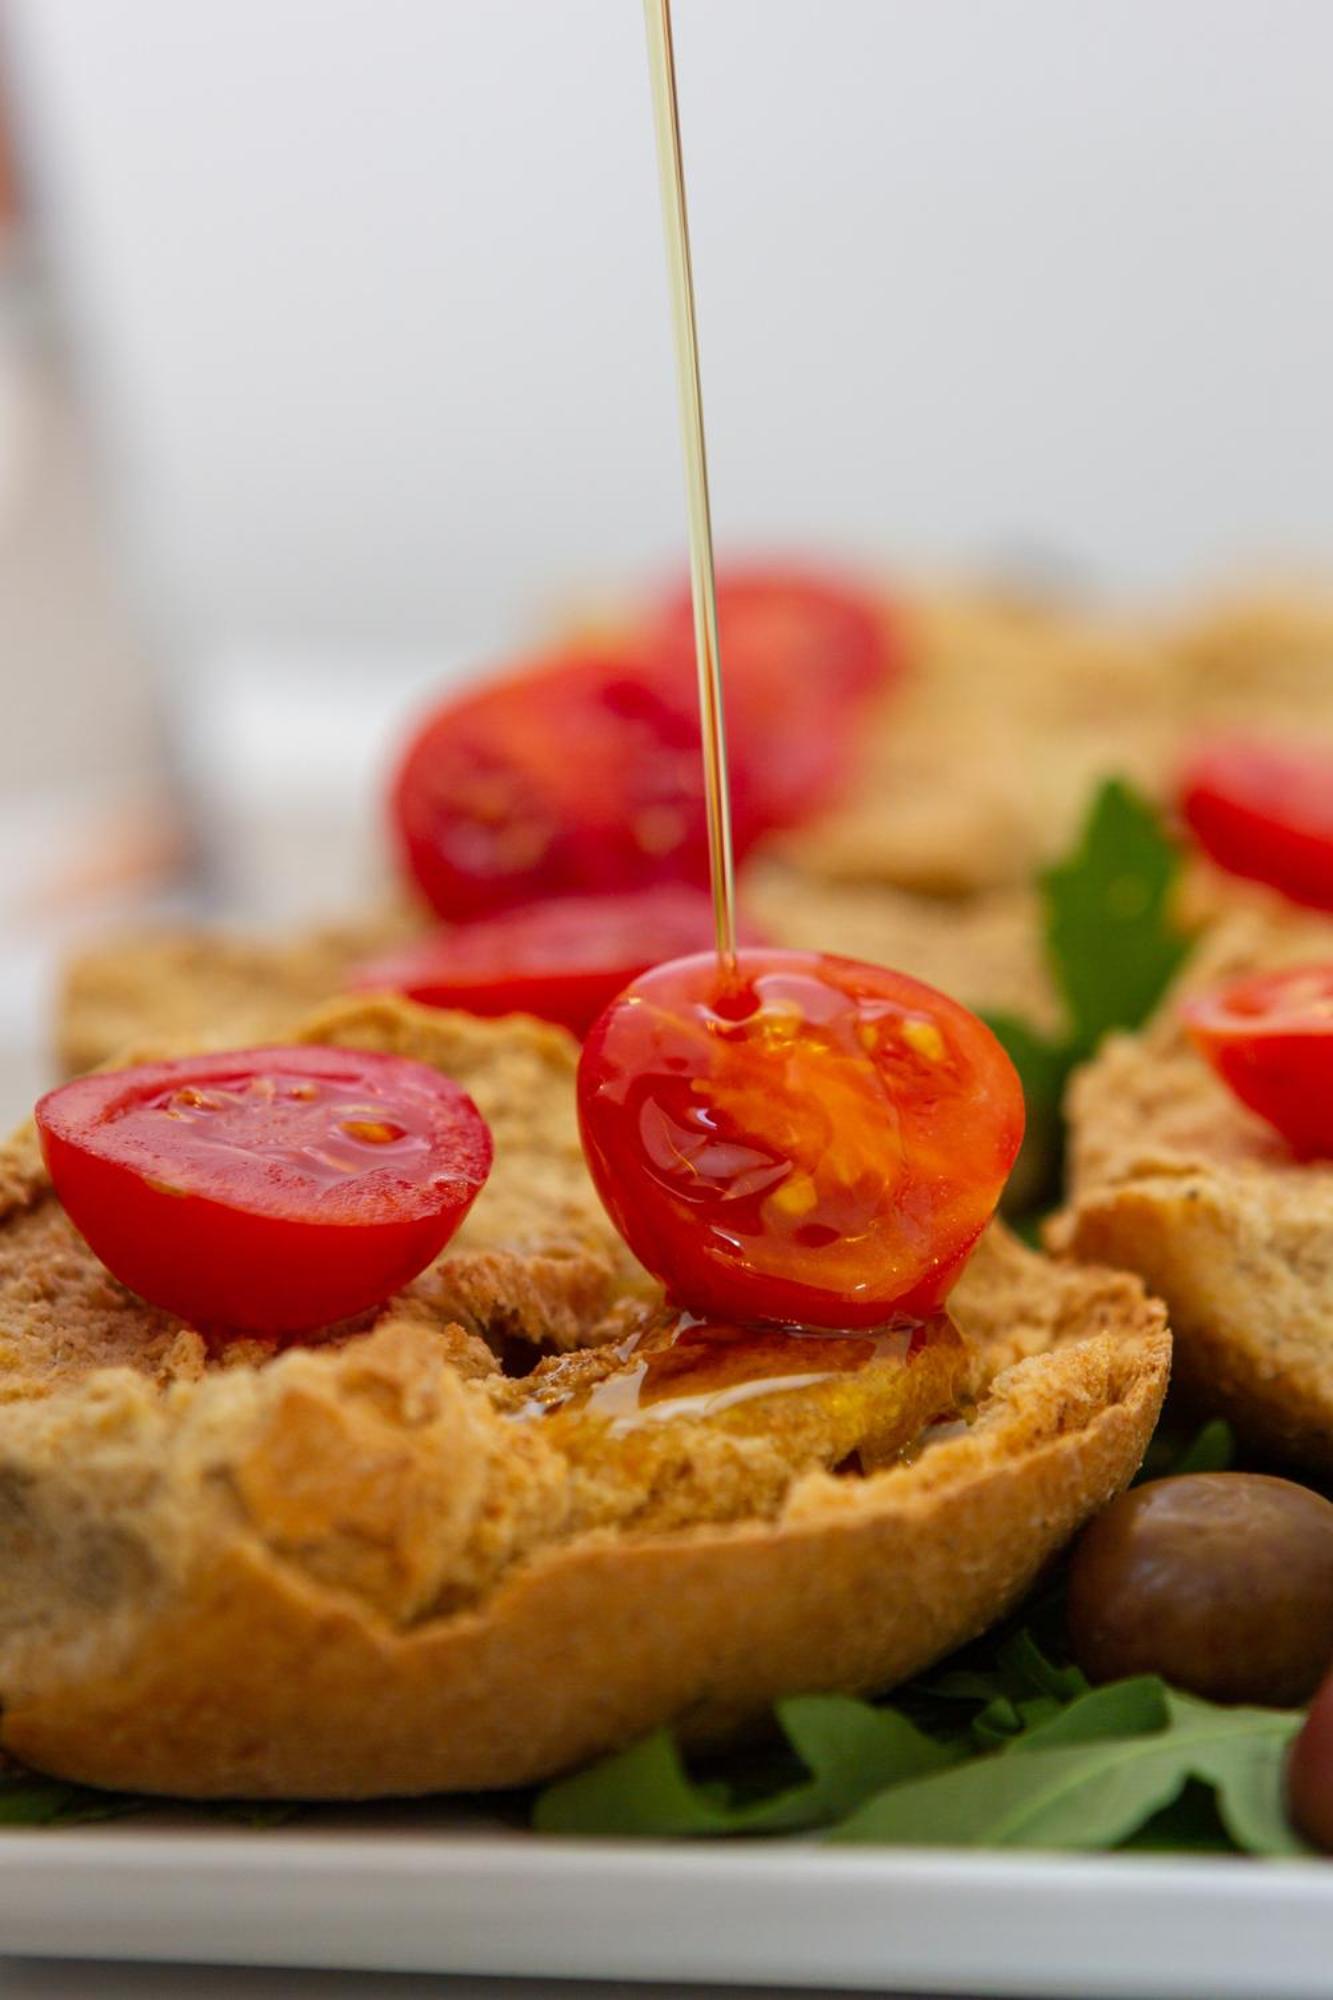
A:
1122;1780;1235;1853
1138;1417;1236;1484
534;1639;1308;1859
1161;1692;1302;1856
995;1628;1088;1704
830;1689;1307;1856
0;1781;85;1827
0;1764;301;1831
534;1696;953;1838
0;1775;142;1827
1167;1419;1236;1477
1011;1676;1169;1750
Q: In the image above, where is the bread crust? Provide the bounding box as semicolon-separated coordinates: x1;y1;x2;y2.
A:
0;1288;1166;1798
0;1052;1169;1795
1056;908;1333;1471
2;996;1169;1798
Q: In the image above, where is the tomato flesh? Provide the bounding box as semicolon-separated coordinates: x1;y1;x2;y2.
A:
352;886;765;1038
577;949;1024;1328
392;573;902;922
652;563;898;701
1289;1666;1333;1851
1179;737;1333;909
1182;964;1333;1157
35;1047;493;1333
648;563;901;826
390;649;777;921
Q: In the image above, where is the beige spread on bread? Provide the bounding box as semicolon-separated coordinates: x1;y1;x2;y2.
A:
0;996;1169;1799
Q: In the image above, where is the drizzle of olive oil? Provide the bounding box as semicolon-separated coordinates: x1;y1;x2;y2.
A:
512;1314;926;1434
642;0;737;970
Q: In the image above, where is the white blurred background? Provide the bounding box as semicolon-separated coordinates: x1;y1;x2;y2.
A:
1;0;1333;1100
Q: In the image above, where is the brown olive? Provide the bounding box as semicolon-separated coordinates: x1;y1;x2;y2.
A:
1288;1666;1333;1850
1066;1473;1333;1707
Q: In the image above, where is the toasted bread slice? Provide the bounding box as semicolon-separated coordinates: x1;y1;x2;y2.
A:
759;591;1180;897
56;873;1063;1081
1167;587;1333;736
55;910;418;1079
1;997;1167;1798
1056;906;1333;1472
57;590;1177;1076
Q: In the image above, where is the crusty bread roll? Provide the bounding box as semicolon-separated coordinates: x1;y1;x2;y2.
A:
1;995;1168;1799
1057;904;1333;1473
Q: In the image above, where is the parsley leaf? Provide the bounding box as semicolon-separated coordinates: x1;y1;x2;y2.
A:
983;778;1193;1220
982;1012;1071;1217
1042;778;1193;1056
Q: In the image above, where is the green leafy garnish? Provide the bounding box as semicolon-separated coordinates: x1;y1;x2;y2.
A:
534;1695;954;1837
1138;1417;1236;1485
0;1772;142;1827
984;778;1194;1217
0;1762;302;1831
830;1687;1306;1857
535;1666;1307;1859
1042;778;1193;1052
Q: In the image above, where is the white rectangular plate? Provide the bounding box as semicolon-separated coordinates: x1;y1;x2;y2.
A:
2;1818;1331;1997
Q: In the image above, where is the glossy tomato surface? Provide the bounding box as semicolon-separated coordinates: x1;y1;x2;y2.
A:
1289;1666;1333;1851
653;562;898;702
1182;964;1333;1157
578;949;1024;1328
390;648;776;920
1179;737;1333;909
648;563;901;826
36;1046;493;1333
353;886;764;1038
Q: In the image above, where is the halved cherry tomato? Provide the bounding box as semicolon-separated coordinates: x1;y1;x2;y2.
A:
352;886;765;1038
648;563;901;825
35;1046;493;1333
577;949;1024;1328
1182;964;1333;1157
1179;737;1333;910
1289;1665;1333;1851
653;562;898;702
390;648;779;921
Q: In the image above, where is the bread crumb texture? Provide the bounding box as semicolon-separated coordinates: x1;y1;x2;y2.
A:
0;997;1168;1797
1057;901;1333;1473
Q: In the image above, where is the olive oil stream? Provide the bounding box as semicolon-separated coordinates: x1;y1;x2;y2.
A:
642;0;737;969
518;7;932;1436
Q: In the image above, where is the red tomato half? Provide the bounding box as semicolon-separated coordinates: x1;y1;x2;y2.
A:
653;562;898;703
1179;737;1333;909
390;649;782;921
353;887;765;1038
36;1047;493;1333
648;563;901;825
578;949;1024;1328
1181;964;1333;1157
